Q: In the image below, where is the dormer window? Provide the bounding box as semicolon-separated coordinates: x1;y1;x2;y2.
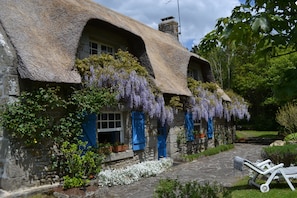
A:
89;41;114;55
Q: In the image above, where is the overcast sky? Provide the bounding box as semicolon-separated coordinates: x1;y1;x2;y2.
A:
93;0;245;50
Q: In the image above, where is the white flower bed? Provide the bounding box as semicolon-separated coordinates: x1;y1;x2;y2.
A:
98;158;173;186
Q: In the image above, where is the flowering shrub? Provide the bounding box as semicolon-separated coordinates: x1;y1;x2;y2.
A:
188;78;250;122
98;158;173;186
76;50;174;125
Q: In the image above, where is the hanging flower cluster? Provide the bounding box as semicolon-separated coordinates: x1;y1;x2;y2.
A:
76;51;174;125
223;90;250;122
187;78;250;122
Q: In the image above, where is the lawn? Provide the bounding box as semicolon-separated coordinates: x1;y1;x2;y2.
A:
236;130;279;139
230;176;297;198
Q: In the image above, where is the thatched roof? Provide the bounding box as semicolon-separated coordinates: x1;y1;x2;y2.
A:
0;0;213;96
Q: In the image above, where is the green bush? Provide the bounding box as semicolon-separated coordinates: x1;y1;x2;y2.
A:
284;133;297;142
54;141;104;189
154;179;231;198
276;102;297;135
262;144;297;166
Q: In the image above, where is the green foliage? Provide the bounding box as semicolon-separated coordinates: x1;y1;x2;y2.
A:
262;144;297;167
269;53;297;103
214;1;297;56
284;133;297;142
58;141;104;189
169;96;183;111
75;49;149;78
0;87;80;146
63;175;87;190
0;85;117;147
231;176;297;198
276;103;297;134
154;179;231;198
71;86;117;114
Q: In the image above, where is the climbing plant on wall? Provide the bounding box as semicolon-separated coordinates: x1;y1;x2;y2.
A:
187;77;250;122
76;50;174;125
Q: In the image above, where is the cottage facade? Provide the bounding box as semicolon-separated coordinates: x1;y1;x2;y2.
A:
0;0;234;191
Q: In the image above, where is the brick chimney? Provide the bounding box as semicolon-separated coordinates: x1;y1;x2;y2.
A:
158;16;179;40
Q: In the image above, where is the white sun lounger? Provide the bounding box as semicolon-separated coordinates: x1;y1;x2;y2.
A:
234;156;297;192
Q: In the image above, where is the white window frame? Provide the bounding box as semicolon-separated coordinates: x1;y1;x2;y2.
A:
194;119;202;132
89;41;114;56
97;112;124;143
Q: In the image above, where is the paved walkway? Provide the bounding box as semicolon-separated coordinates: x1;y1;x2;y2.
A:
1;143;265;197
101;143;265;198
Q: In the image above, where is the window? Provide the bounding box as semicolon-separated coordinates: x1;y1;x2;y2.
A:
188;67;203;81
97;112;123;144
89;41;114;55
194;119;202;132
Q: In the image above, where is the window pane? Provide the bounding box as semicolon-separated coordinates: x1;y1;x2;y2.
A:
91;49;98;54
102;122;107;128
115;114;121;120
102;114;107;120
116;121;121;127
109;122;114;128
101;45;107;51
109;114;114;120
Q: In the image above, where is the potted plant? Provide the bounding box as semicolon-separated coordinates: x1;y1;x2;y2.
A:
199;131;206;138
99;143;112;155
193;130;199;139
113;142;124;153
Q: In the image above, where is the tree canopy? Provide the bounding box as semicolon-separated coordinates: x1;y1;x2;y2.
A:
198;0;297;57
194;0;297;130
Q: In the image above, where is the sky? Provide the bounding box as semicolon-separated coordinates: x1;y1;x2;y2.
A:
93;0;245;50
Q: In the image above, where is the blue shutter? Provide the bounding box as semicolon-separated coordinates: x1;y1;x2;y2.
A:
185;112;194;141
158;122;167;159
132;111;146;151
207;118;214;139
82;113;97;148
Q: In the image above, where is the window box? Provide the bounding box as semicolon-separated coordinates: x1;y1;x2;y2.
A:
112;143;128;153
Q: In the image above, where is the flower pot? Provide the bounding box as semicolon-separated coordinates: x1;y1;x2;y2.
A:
113;145;124;153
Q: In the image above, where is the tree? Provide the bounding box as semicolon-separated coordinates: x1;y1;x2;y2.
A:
216;0;297;56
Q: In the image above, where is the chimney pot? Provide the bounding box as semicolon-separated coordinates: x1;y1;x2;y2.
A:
158;16;179;40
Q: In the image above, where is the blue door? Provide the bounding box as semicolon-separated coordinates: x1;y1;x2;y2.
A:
132;111;146;151
158;122;167;159
185;112;194;141
82;113;97;148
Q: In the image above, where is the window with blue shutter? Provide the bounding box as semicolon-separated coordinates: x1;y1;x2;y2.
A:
132;111;146;151
82;113;97;148
185;112;194;141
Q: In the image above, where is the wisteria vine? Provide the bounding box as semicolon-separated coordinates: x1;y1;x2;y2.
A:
82;56;174;125
187;78;250;122
76;51;250;125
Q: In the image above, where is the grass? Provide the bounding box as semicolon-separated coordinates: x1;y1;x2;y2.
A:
229;176;297;198
236;130;279;139
183;144;234;161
